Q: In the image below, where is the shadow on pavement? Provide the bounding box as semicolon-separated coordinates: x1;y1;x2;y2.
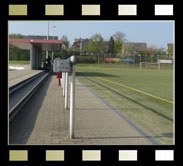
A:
9;75;52;145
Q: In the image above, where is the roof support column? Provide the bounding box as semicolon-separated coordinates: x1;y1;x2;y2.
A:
30;43;36;70
52;51;54;60
38;49;42;69
35;47;39;69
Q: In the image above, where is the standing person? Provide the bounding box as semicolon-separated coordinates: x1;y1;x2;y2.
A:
43;61;47;70
46;56;51;66
46;56;51;71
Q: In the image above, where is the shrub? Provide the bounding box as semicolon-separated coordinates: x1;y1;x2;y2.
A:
76;56;96;63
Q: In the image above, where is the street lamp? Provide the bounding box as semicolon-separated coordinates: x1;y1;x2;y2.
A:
53;25;56;39
46;22;50;59
52;25;56;60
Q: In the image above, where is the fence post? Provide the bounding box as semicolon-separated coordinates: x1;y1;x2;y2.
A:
158;62;160;70
70;56;76;139
65;72;69;109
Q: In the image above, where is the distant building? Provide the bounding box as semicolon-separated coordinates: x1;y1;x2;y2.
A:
167;43;174;55
72;38;90;55
72;39;81;49
122;42;147;53
72;38;89;50
72;38;110;52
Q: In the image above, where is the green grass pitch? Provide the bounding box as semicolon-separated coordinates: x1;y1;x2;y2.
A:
76;64;174;145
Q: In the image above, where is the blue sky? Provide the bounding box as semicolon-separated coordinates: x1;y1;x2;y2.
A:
9;21;174;48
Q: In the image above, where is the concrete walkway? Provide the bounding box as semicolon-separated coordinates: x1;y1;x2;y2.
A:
9;74;156;145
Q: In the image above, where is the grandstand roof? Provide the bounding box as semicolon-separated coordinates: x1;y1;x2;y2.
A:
9;38;63;51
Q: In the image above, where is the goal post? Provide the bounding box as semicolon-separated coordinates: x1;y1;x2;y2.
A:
140;60;173;70
140;62;160;70
158;59;173;70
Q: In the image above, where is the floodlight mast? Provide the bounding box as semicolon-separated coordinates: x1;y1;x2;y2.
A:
46;22;50;59
52;25;56;60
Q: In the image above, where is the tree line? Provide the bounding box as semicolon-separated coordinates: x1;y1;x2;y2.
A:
9;32;171;63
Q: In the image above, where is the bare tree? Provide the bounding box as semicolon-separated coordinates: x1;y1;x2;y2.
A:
60;35;70;49
112;31;126;42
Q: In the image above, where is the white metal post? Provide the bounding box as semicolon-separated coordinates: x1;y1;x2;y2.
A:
65;72;69;109
63;72;65;97
140;62;142;70
61;71;63;89
61;77;63;88
70;56;76;139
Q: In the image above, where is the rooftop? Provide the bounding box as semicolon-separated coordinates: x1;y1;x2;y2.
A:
9;38;63;51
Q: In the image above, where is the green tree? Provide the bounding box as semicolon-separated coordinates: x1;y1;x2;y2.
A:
9;33;24;39
87;33;104;63
112;31;126;54
9;34;30;61
108;36;114;53
114;39;122;53
88;39;95;52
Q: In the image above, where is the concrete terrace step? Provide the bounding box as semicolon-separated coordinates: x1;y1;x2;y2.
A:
9;69;43;88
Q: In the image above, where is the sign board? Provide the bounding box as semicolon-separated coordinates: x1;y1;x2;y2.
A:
105;58;120;62
53;58;71;73
158;59;172;64
120;58;135;63
105;58;134;63
60;59;71;72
